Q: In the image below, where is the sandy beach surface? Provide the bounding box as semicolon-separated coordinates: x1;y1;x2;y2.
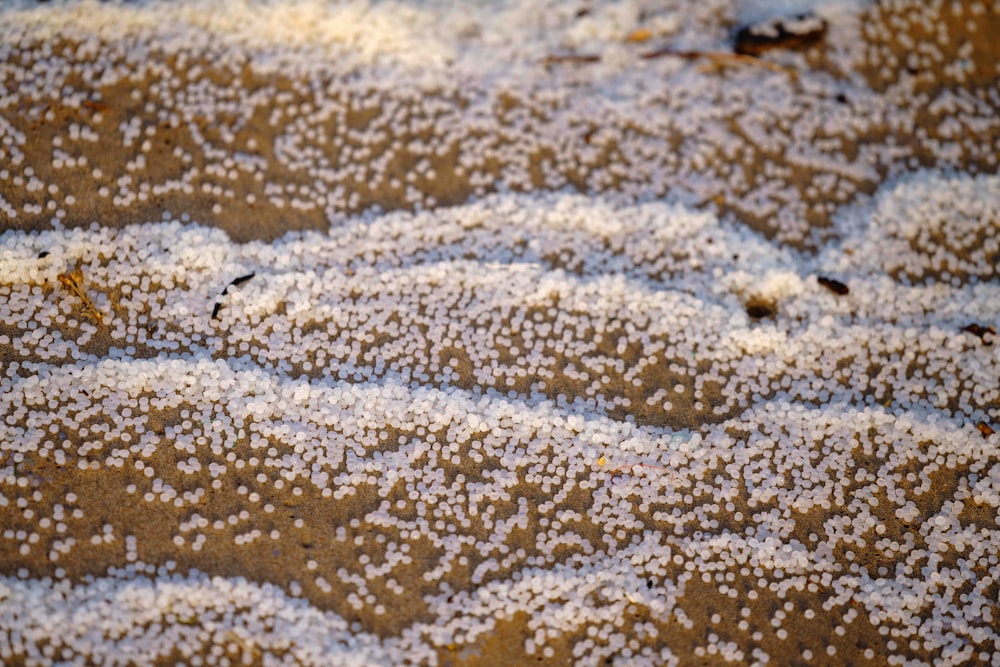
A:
1;1;999;665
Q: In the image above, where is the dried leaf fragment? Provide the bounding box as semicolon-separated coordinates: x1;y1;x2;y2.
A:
58;267;103;323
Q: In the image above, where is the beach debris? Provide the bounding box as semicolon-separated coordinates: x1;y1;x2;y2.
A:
733;13;828;57
227;273;257;290
81;99;110;113
977;421;995;437
625;28;652;44
817;276;849;295
745;297;775;319
544;52;601;65
962;323;995;345
212;272;256;320
57;267;103;323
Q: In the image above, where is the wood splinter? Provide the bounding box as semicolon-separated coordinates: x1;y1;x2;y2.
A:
57;267;103;323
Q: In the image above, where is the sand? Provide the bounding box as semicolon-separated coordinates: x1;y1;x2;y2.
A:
1;1;999;665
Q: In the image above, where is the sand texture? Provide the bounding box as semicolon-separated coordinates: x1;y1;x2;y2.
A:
1;1;999;665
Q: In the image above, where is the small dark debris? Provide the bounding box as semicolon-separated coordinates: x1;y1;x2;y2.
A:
221;272;256;295
817;276;849;295
977;421;995;437
746;298;775;319
835;93;849;104
213;273;256;320
81;99;109;113
734;13;827;57
962;323;996;345
37;250;50;258
230;272;256;287
545;52;601;65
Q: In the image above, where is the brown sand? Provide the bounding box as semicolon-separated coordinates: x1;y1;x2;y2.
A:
2;2;999;666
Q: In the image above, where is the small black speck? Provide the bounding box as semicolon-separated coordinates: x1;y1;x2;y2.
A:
746;302;774;319
220;272;257;297
37;250;50;258
230;272;256;287
817;276;849;295
211;302;223;320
